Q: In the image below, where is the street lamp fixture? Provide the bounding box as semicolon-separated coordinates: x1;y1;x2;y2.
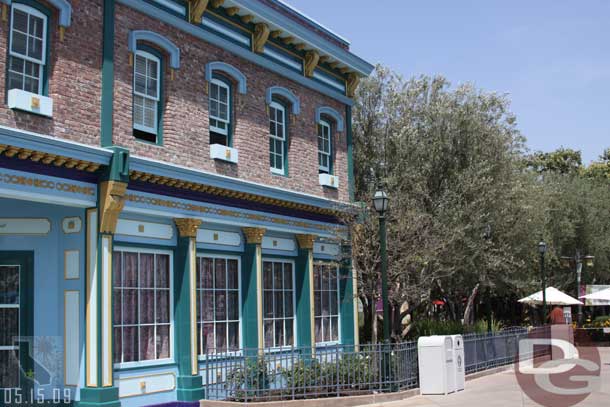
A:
538;240;547;325
373;190;389;217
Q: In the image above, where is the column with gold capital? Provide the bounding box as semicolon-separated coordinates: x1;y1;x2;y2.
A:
295;234;316;355
174;218;205;401
241;227;266;351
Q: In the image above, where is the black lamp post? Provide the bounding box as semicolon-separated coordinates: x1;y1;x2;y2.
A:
538;240;547;324
373;189;390;343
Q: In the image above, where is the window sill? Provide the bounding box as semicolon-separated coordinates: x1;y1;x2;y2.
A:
270;169;289;178
7;89;53;118
113;358;176;372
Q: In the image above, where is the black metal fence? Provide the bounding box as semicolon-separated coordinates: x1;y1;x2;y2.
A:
202;327;548;401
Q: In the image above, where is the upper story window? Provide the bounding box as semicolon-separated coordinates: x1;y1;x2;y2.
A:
269;101;287;175
8;3;47;95
318;120;332;174
133;49;162;144
209;75;232;146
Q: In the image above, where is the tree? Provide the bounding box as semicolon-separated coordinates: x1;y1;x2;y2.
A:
526;148;583;175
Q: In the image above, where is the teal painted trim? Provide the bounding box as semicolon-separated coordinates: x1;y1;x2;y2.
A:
174;236;195;377
196;248;242;257
1;0;72;27
206;62;247;94
177;375;204;401
241;243;259;349
77;387;120;407
0;125;112;164
295;248;313;349
345;105;354;202
100;0;115;148
7;0;51;96
316;106;344;132
101;147;130;183
113;361;177;373
339;245;355;347
270;96;289;176
228;0;373;76
129;30;181;69
116;0;355;105
212;72;234;146
134;44;165;145
266;86;300;115
129;155;350;211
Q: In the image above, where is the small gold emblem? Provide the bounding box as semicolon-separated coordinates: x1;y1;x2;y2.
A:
213;232;219;241
225;149;231;159
31;97;40;109
273;240;278;247
138;224;145;233
68;221;75;230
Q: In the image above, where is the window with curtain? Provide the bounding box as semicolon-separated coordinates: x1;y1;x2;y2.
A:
133;49;161;143
196;256;240;354
209;76;231;146
269;102;287;175
8;3;47;95
314;264;339;343
263;260;294;348
318;120;332;174
113;249;171;364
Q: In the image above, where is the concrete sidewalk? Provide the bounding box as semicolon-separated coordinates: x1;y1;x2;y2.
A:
380;348;610;407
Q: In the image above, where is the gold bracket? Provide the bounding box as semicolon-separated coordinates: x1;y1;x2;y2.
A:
242;227;266;245
252;23;270;53
189;0;209;23
304;50;320;78
346;72;361;98
296;234;317;250
99;181;127;234
174;218;203;238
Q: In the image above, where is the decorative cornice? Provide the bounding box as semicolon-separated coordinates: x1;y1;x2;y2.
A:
189;0;209;23
129;170;338;216
346;73;360;98
242;227;266;244
99;181;127;234
174;218;202;238
0;144;101;172
295;234;316;250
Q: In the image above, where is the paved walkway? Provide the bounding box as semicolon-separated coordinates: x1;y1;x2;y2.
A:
383;348;610;407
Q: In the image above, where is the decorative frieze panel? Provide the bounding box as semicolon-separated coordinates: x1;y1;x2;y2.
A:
262;236;295;251
0;218;51;235
197;229;241;246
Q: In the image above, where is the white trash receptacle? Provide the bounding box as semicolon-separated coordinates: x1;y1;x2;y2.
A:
450;334;465;391
417;336;456;395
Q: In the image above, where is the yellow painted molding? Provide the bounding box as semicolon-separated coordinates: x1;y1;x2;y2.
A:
241;14;254;24
270;30;282;39
226;6;239;15
210;0;224;7
174;218;202;238
0;143;100;172
242;227;266;244
189;0;209;23
99;181;127;234
252;23;270;53
346;72;361;98
304;50;320;78
295;234;316;250
318;55;330;63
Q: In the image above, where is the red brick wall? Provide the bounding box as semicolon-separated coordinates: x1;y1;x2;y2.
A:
113;5;349;203
0;0;103;145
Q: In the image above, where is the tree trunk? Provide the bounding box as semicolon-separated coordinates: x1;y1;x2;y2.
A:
463;283;480;326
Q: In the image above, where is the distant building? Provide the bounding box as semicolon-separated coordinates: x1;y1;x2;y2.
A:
0;0;373;406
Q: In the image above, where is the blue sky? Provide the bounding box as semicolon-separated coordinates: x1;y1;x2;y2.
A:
286;0;610;163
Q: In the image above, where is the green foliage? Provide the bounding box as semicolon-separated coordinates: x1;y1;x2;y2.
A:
226;357;269;400
526;148;583;175
469;318;504;333
407;319;464;338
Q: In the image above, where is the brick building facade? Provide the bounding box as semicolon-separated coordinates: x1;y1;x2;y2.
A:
0;0;373;406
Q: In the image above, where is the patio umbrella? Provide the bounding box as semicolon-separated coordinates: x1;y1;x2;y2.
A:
580;287;610;301
518;287;583;306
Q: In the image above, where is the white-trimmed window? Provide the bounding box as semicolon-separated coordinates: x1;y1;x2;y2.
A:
0;264;20;389
269;102;286;174
196;255;240;354
133;50;160;137
112;248;173;365
318;120;332;174
209;78;230;145
314;264;339;344
8;3;47;95
263;259;295;348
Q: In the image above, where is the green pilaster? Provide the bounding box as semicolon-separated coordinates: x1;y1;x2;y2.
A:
295;235;315;357
101;0;115;147
339;242;356;348
346;105;354;202
174;219;204;401
241;228;265;351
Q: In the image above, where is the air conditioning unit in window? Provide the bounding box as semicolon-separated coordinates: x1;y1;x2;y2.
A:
319;173;339;189
210;144;238;164
8;89;53;118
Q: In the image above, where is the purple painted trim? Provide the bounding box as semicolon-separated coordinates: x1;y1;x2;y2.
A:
130;180;341;224
0;155;100;183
